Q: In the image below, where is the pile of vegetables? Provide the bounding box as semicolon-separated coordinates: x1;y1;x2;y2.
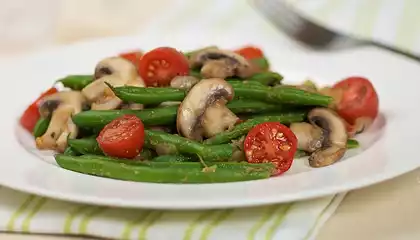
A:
19;45;379;183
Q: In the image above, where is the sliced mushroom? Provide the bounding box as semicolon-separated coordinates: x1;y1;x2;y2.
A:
170;76;199;91
94;57;139;81
307;108;348;168
159;101;181;107
177;78;238;141
189;49;256;79
290;122;323;152
201;101;238;137
83;57;145;110
36;91;86;152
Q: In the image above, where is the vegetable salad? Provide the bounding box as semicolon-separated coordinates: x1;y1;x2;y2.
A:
20;45;379;183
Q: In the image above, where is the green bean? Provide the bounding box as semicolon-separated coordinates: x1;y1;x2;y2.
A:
63;147;79;156
56;75;93;90
111;82;332;107
229;72;282;86
152;155;196;162
111;86;186;105
32;118;50;138
228;80;268;90
73;99;290;130
72;106;178;130
294;150;307;158
68;137;103;155
68;137;157;159
230;82;333;106
78;154;273;171
145;130;234;161
226;99;283;114
347;139;359;149
56;154;273;183
204;112;307;145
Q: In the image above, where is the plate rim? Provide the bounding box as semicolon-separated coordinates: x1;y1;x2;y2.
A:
1;33;420;209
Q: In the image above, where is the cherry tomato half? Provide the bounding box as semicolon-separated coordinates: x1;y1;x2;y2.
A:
332;76;379;127
244;122;297;176
139;47;189;87
119;50;143;67
97;115;145;159
234;46;264;60
20;87;58;132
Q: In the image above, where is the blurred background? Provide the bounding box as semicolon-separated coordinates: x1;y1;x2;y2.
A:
0;0;177;55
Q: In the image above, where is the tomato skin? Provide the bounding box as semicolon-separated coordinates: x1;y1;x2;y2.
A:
20;87;58;132
332;77;379;125
234;46;264;59
244;122;297;176
139;47;189;87
97;115;145;159
119;50;142;67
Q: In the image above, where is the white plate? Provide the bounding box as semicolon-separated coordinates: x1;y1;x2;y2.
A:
1;31;419;210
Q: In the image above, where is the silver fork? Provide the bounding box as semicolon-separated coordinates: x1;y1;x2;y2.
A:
250;0;420;61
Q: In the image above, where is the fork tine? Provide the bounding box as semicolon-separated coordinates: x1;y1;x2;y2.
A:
250;0;360;49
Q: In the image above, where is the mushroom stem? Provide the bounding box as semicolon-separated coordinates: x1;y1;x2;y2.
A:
36;105;75;151
170;76;199;91
36;91;86;152
201;101;238;138
177;78;236;141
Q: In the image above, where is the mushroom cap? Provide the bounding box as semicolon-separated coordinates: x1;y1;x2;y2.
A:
94;57;138;81
83;57;145;111
177;78;234;141
39;91;86;117
290;122;323;152
189;49;256;78
307;108;348;167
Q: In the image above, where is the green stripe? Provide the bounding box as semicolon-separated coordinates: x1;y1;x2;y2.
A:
353;0;383;37
78;206;108;234
138;211;164;240
121;211;152;240
303;195;338;240
395;0;420;50
247;205;279;240
22;197;48;232
64;205;90;234
7;194;36;231
184;211;217;240
199;209;234;240
265;203;293;240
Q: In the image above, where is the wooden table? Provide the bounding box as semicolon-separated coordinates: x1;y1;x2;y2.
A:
1;1;420;239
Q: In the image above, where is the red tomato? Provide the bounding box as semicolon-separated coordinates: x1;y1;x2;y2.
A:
20;87;58;132
332;76;379;126
119;50;142;66
234;46;264;59
139;47;189;87
97;115;145;159
244;122;297;176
